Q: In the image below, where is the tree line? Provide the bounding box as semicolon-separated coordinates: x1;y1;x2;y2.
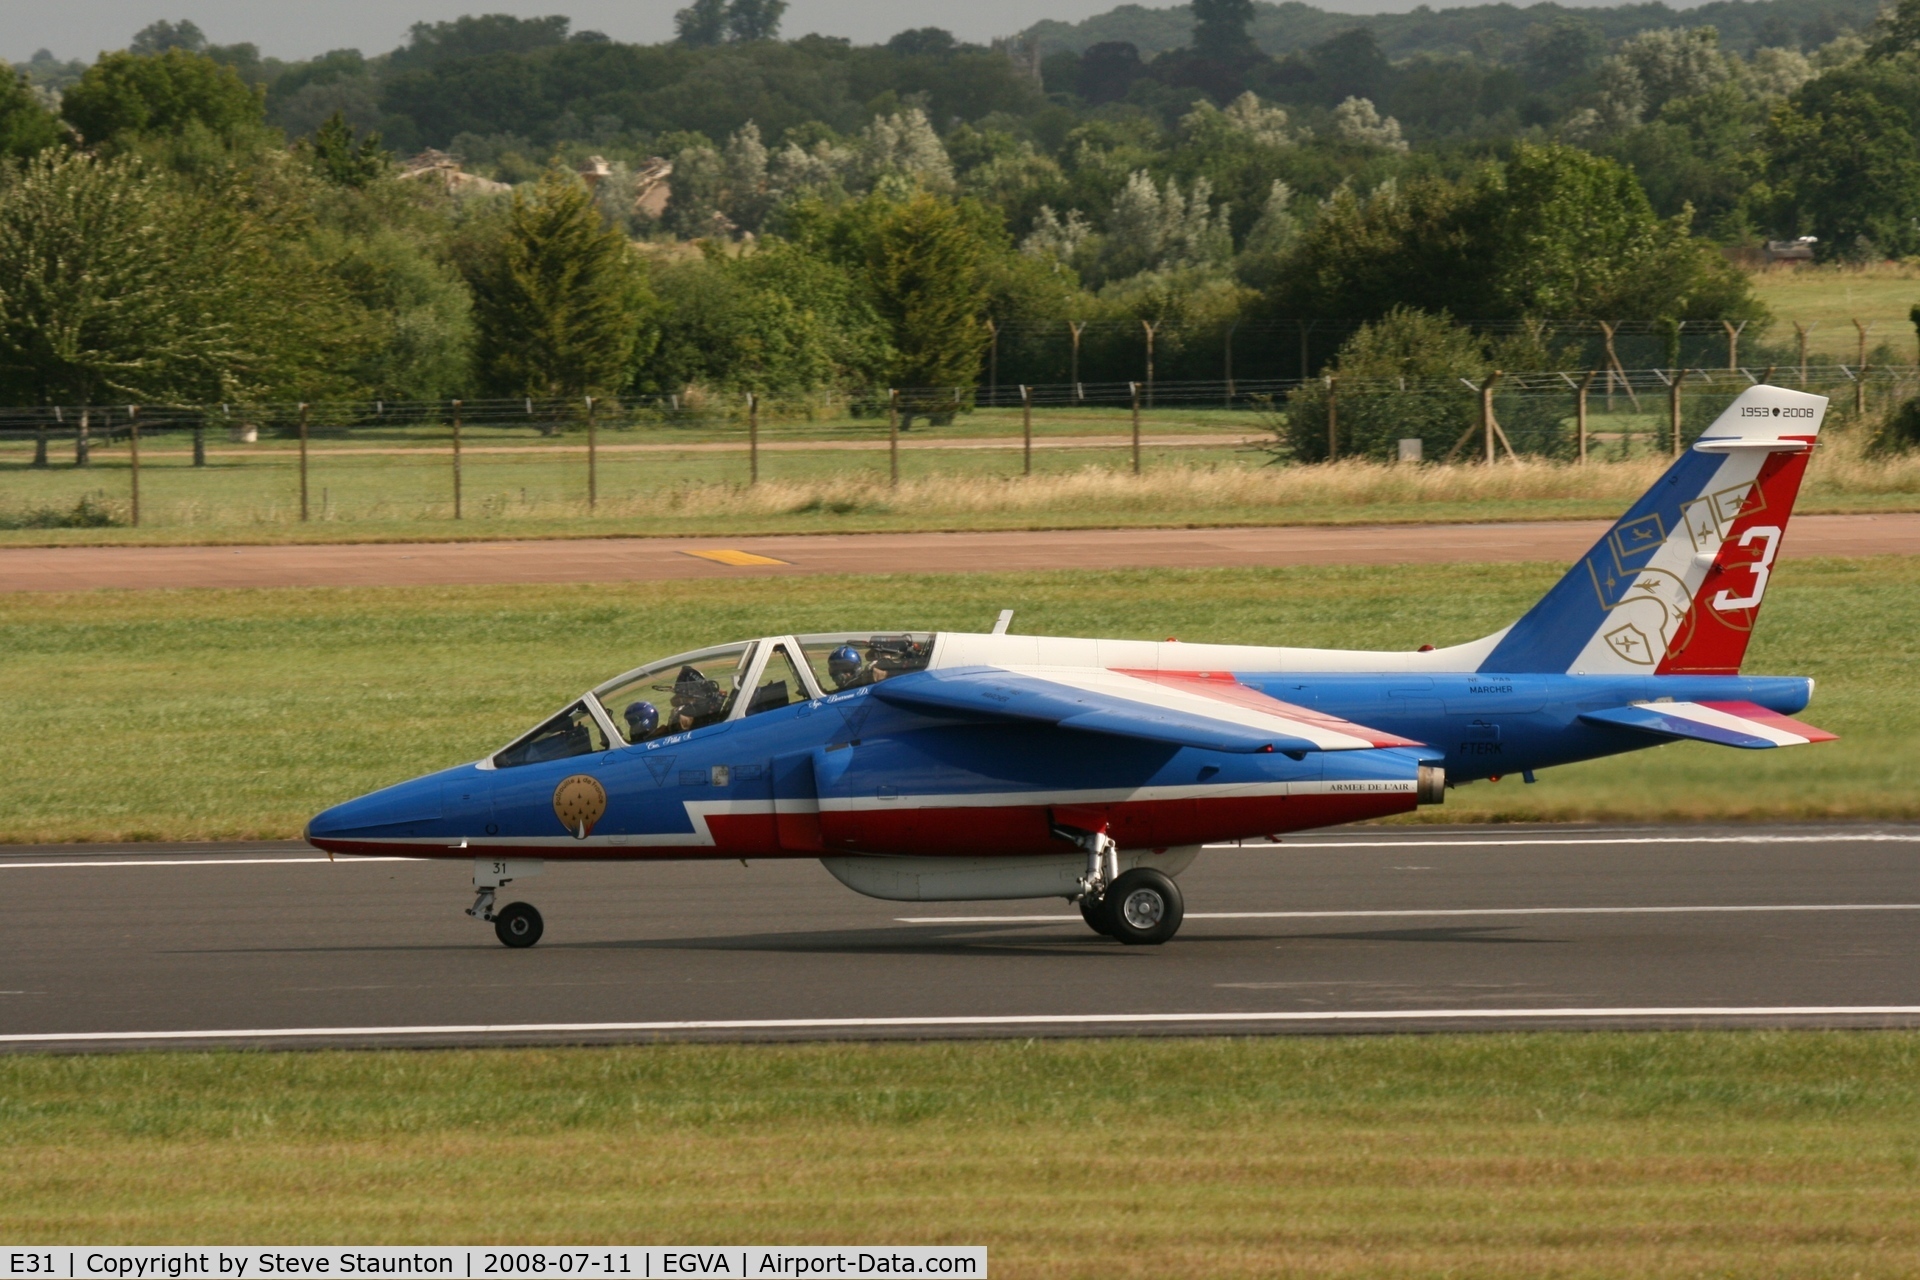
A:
2;0;1917;437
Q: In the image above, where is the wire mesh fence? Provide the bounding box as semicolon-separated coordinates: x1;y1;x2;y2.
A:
1;364;1911;531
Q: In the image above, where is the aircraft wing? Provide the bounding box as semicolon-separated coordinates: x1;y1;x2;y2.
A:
868;665;1421;754
1579;699;1837;749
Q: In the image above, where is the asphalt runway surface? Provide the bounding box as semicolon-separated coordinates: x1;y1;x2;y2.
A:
6;824;1919;1050
3;512;1917;591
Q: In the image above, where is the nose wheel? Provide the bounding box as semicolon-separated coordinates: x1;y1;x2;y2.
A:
492;901;544;948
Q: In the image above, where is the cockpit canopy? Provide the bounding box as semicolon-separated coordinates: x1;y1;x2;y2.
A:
487;632;936;769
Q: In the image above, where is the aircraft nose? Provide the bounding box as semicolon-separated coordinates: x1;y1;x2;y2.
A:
306;775;445;841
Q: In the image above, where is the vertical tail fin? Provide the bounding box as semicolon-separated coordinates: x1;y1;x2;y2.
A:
1481;385;1826;675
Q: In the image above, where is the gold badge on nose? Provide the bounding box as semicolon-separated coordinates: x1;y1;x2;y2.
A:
552;774;607;839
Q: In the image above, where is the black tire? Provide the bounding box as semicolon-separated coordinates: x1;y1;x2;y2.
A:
1079;894;1114;937
494;901;544;948
1104;869;1183;945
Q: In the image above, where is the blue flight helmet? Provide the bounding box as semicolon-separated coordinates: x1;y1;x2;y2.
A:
624;700;660;738
828;645;864;688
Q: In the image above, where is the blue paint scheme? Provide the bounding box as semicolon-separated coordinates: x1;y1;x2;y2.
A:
1578;704;1780;750
1480;447;1725;673
1239;671;1814;781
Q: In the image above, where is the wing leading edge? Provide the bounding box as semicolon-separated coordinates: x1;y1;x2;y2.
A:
1579;699;1837;749
869;665;1420;754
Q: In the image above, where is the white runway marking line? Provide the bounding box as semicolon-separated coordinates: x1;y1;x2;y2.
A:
1205;833;1920;850
0;856;419;869
899;903;1920;923
9;1007;1920;1045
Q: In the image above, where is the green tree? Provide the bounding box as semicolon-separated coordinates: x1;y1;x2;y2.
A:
128;20;207;55
0;150;357;406
300;111;389;187
675;0;728;48
1763;63;1920;257
60;49;264;145
727;0;788;43
1193;0;1258;60
0;67;63;159
461;171;652;401
1278;308;1485;463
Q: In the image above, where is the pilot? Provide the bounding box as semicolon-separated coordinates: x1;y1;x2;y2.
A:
665;666;726;731
623;700;660;742
827;645;868;689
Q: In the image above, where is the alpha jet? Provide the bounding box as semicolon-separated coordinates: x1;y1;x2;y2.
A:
308;385;1836;947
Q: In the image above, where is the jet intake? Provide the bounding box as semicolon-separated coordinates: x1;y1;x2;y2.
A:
1417;764;1446;805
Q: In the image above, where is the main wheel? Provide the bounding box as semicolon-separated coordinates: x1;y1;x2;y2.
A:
1079;895;1114;937
494;901;544;948
1104;869;1183;945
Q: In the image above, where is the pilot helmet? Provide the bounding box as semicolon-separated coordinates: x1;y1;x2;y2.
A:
828;645;864;687
624;700;659;736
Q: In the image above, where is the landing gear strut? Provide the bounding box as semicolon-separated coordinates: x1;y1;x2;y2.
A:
1064;830;1184;945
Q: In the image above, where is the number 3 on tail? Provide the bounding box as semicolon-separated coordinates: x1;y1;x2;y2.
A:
1712;526;1781;611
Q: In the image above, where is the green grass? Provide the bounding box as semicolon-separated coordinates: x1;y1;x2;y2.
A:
1749;262;1920;361
3;557;1915;842
3;1033;1919;1274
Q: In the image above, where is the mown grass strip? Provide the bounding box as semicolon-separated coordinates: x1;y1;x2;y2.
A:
1;556;1914;841
2;1033;1917;1274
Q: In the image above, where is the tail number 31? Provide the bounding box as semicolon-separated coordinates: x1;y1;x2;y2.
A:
1711;525;1781;611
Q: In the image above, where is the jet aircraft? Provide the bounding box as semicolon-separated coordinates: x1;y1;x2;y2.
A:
308;386;1837;947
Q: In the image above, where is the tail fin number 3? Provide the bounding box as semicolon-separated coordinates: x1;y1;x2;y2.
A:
1711;526;1781;612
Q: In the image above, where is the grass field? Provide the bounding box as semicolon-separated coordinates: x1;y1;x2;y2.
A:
1749;261;1920;361
3;555;1915;842
3;1033;1918;1274
4;413;1920;546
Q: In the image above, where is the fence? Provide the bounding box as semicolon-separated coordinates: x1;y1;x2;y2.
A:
1;364;1912;530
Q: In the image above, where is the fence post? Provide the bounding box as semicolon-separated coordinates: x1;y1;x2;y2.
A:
298;402;310;522
32;411;47;468
586;395;597;510
1020;384;1032;476
1854;318;1873;369
76;407;89;467
1068;321;1085;402
1857;364;1869;418
192;417;205;467
1129;381;1141;475
451;399;462;520
985;319;998;408
1224;320;1236;407
1577;370;1596;465
1326;375;1338;462
1723;319;1745;371
1142;319;1157;408
1481;373;1499;464
1793;321;1814;387
888;389;899;489
747;391;759;486
128;405;140;528
1668;371;1682;457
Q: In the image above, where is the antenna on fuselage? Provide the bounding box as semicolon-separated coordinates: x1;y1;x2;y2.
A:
992;609;1014;635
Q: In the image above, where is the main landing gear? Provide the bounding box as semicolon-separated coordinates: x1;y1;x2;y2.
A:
1068;830;1184;945
468;858;546;948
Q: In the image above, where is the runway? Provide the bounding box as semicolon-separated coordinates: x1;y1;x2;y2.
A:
3;512;1917;591
6;824;1919;1050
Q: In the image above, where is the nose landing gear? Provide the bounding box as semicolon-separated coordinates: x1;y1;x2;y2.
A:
468;857;547;948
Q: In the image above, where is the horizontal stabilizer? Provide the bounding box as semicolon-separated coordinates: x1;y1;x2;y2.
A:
1579;699;1837;749
871;665;1414;754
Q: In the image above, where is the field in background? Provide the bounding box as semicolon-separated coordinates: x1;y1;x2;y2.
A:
4;1033;1918;1274
1748;262;1920;362
3;556;1914;842
5;407;1920;546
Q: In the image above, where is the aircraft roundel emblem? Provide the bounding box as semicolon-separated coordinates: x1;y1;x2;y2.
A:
552;774;607;838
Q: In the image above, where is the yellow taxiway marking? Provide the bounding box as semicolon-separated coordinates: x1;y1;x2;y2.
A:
681;548;790;567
